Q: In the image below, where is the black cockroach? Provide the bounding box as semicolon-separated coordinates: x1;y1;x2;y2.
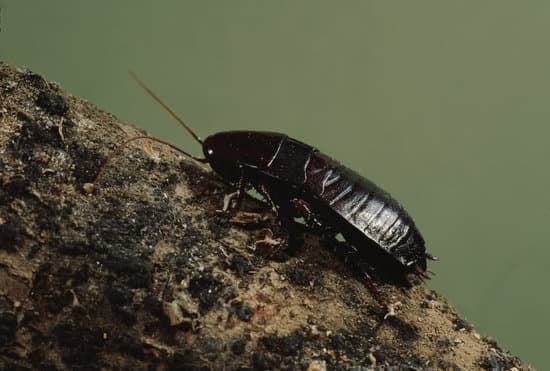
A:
93;72;437;314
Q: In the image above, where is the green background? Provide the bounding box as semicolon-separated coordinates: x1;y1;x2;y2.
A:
2;1;548;367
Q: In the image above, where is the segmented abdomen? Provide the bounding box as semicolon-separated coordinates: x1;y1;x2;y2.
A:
304;152;415;252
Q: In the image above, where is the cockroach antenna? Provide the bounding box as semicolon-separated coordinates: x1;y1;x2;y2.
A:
128;70;203;145
90;71;207;191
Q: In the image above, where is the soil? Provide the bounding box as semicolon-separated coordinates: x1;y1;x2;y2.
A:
0;61;530;370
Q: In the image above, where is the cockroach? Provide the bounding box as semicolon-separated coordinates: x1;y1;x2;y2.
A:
93;72;437;315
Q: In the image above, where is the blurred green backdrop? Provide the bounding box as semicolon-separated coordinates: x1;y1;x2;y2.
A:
2;1;548;367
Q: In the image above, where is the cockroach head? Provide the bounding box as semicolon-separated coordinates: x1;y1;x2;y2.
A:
203;131;282;183
202;132;245;182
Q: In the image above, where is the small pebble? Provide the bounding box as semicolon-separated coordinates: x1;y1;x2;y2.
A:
306;360;327;371
83;183;95;194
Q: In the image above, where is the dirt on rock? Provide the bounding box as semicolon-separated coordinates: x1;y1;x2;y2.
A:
0;61;530;370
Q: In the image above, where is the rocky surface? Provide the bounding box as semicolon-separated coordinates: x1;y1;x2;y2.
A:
0;61;530;370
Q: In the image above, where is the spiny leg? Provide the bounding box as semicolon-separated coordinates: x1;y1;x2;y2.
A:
362;274;402;319
215;164;253;217
229;165;248;213
256;184;278;215
253;184;304;256
321;233;403;318
289;198;323;231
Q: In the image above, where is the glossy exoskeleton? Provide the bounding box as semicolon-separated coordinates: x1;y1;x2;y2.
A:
204;132;430;287
94;72;435;299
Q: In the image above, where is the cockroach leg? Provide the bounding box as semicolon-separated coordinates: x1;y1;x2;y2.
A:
363;274;402;319
256;184;279;216
230;165;248;212
363;274;388;304
214;166;248;216
254;228;286;257
290;198;323;230
254;184;304;253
